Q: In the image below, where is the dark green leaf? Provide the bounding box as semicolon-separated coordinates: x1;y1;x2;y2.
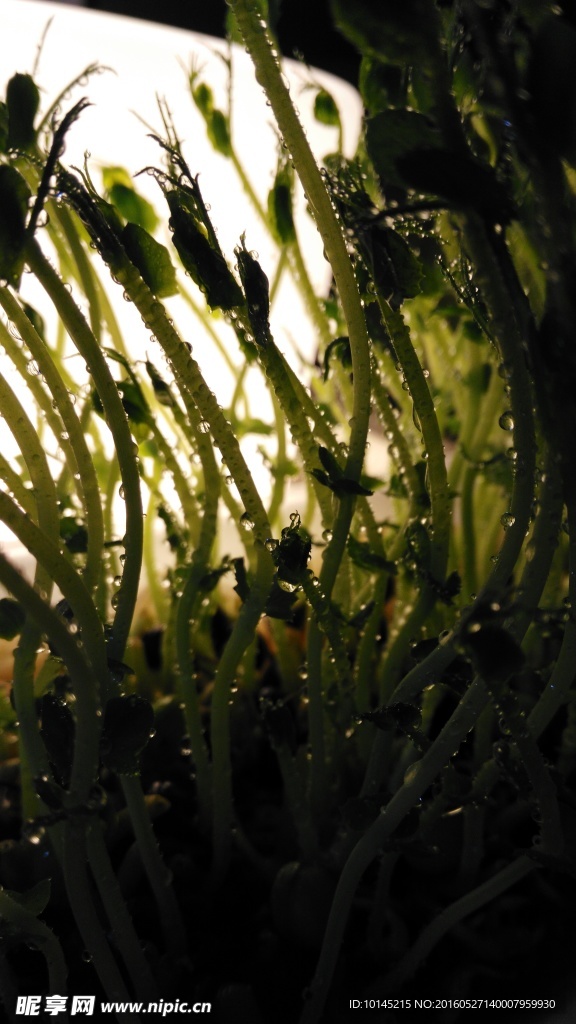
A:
6;73;39;150
236;238;270;345
359;57;406;115
108;183;158;232
366;226;423;303
332;477;374;497
463;623;525;684
323;336;351;381
121;222;177;297
331;0;440;67
232;557;250;602
22;302;46;342
59;517;89;554
397;149;513;222
6;879;51;917
0;165;31;285
157;503;184;550
268;174;295;245
0;101;8;152
40;695;75;788
366;110;442;191
348;535;397;574
100;695;155;774
0;597;25;639
264;580;299;619
145;360;174;406
231;417;274;437
318;445;343;480
208;109;231;157
314;89;340;128
528;16;576;165
168;200;243;310
192;82;214;118
117;378;150;425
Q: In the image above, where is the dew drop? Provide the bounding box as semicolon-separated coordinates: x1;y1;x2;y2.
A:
239;511;255;531
498;411;514;431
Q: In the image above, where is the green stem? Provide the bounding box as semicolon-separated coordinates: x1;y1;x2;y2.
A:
0;553;101;802
85;821;159;1002
210;543;274;878
0;288;105;595
62;822;137;1017
300;678;489;1023
0;888;68;996
120;774;186;954
25;239;143;664
380;855;536;992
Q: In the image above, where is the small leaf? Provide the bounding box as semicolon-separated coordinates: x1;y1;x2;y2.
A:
6;73;39;150
235;237;270;345
145;360;174;407
265;581;299;619
0;101;8;152
397;148;513;222
22;302;46;342
268;167;295;245
59;517;89;555
313;89;341;128
117;378;150;426
332;477;374;497
463;623;525;684
168;200;243;310
318;446;343;480
0;165;31;285
367;226;422;303
208;109;231;157
348;535;397;574
366;109;442;191
231;417;273;438
100;695;155;774
323;336;351;381
6;879;51;917
109;183;158;232
121;222;177;298
40;695;75;788
192;82;214;118
359;57;404;115
231;557;250;602
0;597;25;639
331;0;440;67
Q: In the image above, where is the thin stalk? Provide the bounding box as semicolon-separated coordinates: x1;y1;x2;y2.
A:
62;822;137;1018
380;855;536;993
25;239;143;664
0;452;35;515
210;543;274;878
142;487;169;625
228;0;372;564
120;774;186;954
0;368;58;813
300;677;490;1023
0;888;68;997
85;820;160;1002
0;288;105;595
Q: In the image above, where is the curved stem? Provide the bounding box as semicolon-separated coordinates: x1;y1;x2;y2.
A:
25;239;143;664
